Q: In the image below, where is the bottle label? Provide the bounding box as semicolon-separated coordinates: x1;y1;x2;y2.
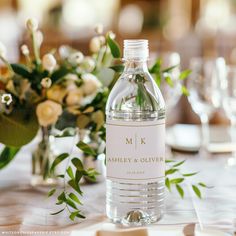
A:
106;119;165;183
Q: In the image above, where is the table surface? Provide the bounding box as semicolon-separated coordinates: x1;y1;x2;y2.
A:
0;125;236;236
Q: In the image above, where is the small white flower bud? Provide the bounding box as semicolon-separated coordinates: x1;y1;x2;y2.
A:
0;41;7;58
68;51;84;65
94;23;104;34
108;31;116;39
26;18;38;32
81;57;96;72
35;31;43;46
21;44;29;56
42;53;57;72
41;77;52;88
89;36;101;53
1;93;12;106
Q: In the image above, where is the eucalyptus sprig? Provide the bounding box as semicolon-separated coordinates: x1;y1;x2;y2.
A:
165;159;213;199
48;152;99;220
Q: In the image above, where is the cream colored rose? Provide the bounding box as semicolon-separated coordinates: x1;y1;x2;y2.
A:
66;88;83;106
81;73;101;96
36;100;62;127
46;85;67;103
42;53;57;72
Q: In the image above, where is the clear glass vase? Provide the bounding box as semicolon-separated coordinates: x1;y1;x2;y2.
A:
31;127;57;187
79;129;106;183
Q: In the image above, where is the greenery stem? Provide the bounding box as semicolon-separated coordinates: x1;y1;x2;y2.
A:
31;31;41;67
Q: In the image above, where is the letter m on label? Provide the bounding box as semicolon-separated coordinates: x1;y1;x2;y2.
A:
126;138;132;144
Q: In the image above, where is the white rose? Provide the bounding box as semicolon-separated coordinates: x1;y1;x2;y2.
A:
46;85;67;103
108;31;116;39
42;53;57;72
36;100;62;127
81;73;101;95
89;37;101;53
21;44;29;56
0;41;6;58
41;77;52;88
26;18;38;32
66;88;83;106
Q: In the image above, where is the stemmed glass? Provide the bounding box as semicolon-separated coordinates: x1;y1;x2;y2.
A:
187;57;225;154
221;66;236;166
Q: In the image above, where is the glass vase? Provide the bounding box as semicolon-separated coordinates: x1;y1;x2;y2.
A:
31;126;57;187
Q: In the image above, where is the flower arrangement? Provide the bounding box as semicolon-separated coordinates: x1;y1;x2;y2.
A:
0;18;210;221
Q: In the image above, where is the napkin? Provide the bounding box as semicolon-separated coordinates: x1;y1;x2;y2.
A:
96;228;148;236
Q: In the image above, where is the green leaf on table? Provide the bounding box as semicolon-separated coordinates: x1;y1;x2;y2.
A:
165;159;176;163
170;178;184;184
182;172;198;177
176;184;184;198
69;192;82;205
192;185;202;198
48;188;56;197
50;208;65;215
165;168;178;176
76;141;96;156
173;160;185;167
50;153;69;172
181;85;190;96
179;69;191;80
11;63;32;79
0;146;20;169
66;166;74;179
109;65;124;73
0;109;39;147
106;34;121;58
165;177;171;191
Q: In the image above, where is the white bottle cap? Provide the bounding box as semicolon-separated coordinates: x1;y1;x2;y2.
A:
123;39;149;60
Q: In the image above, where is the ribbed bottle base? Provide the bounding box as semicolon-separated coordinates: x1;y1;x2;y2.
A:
106;178;165;226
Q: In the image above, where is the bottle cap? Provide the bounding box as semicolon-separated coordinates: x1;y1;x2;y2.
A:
123;39;149;60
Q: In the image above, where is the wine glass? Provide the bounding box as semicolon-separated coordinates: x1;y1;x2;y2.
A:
187;57;225;154
160;52;182;114
221;66;236;166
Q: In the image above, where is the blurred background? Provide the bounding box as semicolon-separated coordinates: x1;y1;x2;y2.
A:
1;0;236;125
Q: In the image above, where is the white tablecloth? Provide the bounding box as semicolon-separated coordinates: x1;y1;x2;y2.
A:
0;127;236;236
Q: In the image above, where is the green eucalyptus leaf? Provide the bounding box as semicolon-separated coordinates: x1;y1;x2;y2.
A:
58;192;67;202
0;109;39;147
10;63;32;79
76;141;96;156
69;211;79;221
51;66;70;82
50;153;69;172
173;160;185;167
149;59;162;73
68;179;83;195
109;65;124;73
165;159;176;163
182;172;198;177
165;168;178;175
192;184;202;198
165;76;174;87
0;146;20;169
170;178;184;184
106;35;121;58
50;208;65;215
179;69;191;80
181;85;189;96
162;65;178;73
48;188;56;197
66;166;74;179
198;182;213;189
69;192;82;205
66;198;78;210
71;158;84;171
176;184;184;198
165;177;171;191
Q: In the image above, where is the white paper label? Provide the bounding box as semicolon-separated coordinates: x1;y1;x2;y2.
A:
106;119;165;183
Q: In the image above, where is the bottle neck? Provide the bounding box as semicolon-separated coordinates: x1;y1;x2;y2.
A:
123;59;149;74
